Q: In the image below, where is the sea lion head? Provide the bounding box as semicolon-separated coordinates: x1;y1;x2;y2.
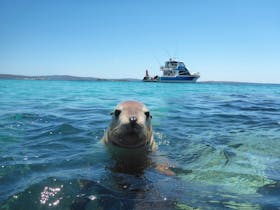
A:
104;101;154;150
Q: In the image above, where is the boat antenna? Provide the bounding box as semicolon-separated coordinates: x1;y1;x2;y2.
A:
174;47;178;60
153;55;161;66
164;49;172;59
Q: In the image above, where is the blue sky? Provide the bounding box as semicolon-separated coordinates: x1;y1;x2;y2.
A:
0;0;279;83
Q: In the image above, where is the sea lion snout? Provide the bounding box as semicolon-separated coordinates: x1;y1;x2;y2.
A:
129;116;137;125
129;116;137;122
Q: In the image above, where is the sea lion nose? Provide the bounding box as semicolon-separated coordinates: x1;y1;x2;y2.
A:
129;116;137;124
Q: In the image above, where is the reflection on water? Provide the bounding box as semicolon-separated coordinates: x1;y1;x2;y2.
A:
2;174;275;210
1;80;280;209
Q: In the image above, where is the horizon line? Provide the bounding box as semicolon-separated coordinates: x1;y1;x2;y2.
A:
0;73;279;85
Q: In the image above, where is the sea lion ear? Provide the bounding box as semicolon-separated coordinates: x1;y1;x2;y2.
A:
145;111;152;119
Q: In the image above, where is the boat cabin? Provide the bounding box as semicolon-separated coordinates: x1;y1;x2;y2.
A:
160;59;191;76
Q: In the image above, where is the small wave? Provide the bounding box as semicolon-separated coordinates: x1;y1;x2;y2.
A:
240;106;279;112
54;123;83;135
210;113;254;122
28;123;84;140
0;112;40;121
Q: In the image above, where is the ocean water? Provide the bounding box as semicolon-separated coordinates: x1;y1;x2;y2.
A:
0;79;280;210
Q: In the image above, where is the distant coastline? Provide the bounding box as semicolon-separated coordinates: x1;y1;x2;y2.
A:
0;74;140;82
0;74;278;85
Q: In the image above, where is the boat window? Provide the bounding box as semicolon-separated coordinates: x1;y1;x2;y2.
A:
165;61;178;68
179;70;191;75
177;63;185;70
179;71;187;75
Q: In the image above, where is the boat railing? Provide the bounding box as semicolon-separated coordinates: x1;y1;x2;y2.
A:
160;66;178;71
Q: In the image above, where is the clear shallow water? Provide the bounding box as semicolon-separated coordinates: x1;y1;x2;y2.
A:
0;80;280;209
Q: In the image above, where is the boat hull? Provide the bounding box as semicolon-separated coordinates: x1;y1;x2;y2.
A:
143;79;159;82
159;76;199;83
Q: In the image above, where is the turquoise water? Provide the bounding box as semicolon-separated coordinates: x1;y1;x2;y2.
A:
0;80;280;209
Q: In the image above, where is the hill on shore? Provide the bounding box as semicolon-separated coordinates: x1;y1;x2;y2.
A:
0;74;139;82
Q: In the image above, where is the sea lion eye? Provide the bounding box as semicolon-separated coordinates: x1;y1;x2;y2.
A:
145;111;152;119
114;109;121;117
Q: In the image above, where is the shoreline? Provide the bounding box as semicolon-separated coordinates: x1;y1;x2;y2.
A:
0;74;279;85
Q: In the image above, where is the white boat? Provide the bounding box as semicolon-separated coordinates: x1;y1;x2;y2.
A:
143;59;200;83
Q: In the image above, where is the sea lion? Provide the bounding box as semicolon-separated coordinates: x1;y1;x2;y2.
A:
102;101;175;176
102;101;156;151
